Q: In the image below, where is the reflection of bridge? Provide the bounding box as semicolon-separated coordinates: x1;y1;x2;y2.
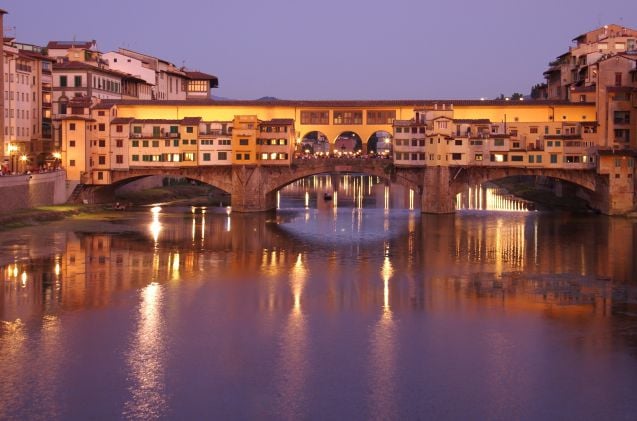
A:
109;158;610;213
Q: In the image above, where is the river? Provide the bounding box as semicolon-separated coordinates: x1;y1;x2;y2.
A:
1;175;637;420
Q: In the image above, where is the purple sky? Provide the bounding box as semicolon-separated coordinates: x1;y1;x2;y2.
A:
2;0;636;100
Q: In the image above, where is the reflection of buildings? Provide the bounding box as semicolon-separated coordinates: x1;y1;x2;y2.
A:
0;210;635;328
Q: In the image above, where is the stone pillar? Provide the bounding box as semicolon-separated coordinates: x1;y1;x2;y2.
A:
421;166;456;214
231;166;276;212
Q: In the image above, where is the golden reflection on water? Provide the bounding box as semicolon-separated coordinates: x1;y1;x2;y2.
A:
123;282;167;419
276;253;309;418
369;254;396;419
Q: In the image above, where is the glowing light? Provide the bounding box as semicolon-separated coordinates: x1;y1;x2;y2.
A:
225;206;232;215
54;262;60;276
150;207;162;243
52;152;61;160
20;271;27;286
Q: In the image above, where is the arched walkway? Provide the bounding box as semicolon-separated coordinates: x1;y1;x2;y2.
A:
367;131;393;155
333;131;363;155
300;131;330;155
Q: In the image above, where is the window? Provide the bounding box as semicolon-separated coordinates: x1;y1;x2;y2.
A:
436;120;448;129
451;153;462;160
333;110;363;125
203;153;211;161
97;172;103;181
494;139;504;147
550;154;558;164
614;111;630;124
132;140;139;147
98;140;105;147
69;140;76;147
116;125;123;133
615;72;622;87
186;127;194;133
152;140;159;147
60;76;67;87
132;155;139;161
98;156;105;165
98;124;105;131
300;110;329;125
529;155;535;163
116;155;123;164
536;155;542;163
74;76;82;87
116;139;123;148
366;110;396;124
218;139;231;146
455;139;462;146
69;159;75;166
511;155;523;162
530;127;538;134
239;138;249;146
173;139;179;147
244;153;250;160
475;154;483;161
218;151;227;160
133;126;141;134
170;125;178;133
190;139;196;145
142;140;149;147
69;123;76;131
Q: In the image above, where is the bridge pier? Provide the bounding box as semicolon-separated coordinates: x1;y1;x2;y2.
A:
231;166;277;212
421;167;455;214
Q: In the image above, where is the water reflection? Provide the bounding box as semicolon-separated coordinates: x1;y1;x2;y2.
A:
275;253;309;418
123;282;167;419
368;254;396;419
0;195;636;418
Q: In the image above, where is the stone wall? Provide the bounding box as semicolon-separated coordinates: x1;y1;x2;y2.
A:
0;171;67;212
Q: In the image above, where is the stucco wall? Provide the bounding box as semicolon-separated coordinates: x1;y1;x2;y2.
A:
0;170;67;212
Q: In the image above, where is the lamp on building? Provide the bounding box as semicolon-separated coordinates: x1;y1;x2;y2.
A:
7;143;18;173
52;151;61;169
19;154;28;173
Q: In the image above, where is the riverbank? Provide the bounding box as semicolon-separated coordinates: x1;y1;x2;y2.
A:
0;205;104;231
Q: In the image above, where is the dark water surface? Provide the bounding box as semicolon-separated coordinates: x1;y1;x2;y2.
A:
1;177;637;420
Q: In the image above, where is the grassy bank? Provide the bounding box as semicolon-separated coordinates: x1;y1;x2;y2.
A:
0;205;88;231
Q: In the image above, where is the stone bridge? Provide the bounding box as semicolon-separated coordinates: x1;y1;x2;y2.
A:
109;159;618;213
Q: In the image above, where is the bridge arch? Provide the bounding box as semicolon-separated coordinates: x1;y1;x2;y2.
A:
448;166;602;211
367;130;393;155
262;159;423;201
109;167;234;195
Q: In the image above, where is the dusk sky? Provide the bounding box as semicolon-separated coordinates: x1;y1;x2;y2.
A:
2;0;636;100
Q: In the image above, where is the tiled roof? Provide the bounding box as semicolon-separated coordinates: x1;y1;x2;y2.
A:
102;98;595;108
92;102;116;110
53;61;127;78
48;40;95;50
185;70;218;81
182;117;202;125
111;117;135;124
131;119;183;124
453;119;491;124
263;118;294;124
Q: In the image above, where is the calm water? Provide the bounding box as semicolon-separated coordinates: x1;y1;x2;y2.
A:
1;175;637;420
